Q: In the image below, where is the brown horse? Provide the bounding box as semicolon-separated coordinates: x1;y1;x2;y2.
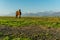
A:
16;9;21;18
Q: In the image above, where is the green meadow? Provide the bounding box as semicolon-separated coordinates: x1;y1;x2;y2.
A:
0;17;60;28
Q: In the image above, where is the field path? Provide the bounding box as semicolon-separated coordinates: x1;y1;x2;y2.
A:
0;25;60;40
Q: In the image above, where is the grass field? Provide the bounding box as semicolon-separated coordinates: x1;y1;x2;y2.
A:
0;17;60;28
0;17;60;40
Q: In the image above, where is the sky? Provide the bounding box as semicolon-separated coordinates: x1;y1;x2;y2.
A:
0;0;60;15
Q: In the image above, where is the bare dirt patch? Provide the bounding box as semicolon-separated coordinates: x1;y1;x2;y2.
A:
0;25;60;40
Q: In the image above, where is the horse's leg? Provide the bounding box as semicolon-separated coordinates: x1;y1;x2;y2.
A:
17;15;19;18
19;15;21;18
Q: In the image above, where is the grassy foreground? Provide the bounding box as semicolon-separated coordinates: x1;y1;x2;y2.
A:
0;17;60;28
0;17;60;40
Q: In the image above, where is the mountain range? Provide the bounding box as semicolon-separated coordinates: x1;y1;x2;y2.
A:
7;11;60;17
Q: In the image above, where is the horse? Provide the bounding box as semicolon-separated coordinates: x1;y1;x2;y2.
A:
16;9;21;18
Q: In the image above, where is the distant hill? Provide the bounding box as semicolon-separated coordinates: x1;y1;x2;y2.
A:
22;11;60;17
6;11;60;17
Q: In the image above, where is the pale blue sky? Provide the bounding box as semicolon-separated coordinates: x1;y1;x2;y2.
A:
0;0;60;15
